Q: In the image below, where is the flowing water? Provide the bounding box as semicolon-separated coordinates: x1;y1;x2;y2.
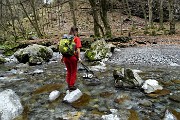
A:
0;45;180;120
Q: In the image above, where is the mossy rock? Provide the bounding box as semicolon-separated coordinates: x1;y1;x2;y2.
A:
84;39;111;61
85;50;96;61
0;56;6;64
29;56;43;65
14;44;53;64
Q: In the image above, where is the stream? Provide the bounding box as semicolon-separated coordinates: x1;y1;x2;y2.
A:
0;45;180;120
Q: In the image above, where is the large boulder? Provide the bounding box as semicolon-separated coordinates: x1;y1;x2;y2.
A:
14;44;53;65
113;68;143;88
0;89;23;120
85;39;113;61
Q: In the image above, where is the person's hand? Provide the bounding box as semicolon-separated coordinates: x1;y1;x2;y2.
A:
61;57;64;63
78;58;82;63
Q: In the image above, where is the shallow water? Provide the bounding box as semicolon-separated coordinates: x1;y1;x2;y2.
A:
0;48;180;119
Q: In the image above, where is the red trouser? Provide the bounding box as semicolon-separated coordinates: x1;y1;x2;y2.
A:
63;55;78;87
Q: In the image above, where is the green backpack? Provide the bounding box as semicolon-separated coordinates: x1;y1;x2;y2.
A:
59;35;76;56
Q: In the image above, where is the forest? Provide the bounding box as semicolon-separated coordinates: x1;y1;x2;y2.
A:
0;0;179;48
0;0;180;120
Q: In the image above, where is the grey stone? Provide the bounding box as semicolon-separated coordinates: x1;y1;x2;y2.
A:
0;89;23;120
14;44;53;65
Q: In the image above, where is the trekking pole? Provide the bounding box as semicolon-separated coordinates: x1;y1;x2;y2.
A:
80;61;99;79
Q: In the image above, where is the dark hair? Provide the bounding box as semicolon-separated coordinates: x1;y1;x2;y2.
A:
69;26;78;35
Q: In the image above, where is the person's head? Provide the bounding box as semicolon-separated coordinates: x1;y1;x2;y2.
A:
69;26;78;36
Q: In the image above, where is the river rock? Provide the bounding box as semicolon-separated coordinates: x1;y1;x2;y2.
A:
101;109;120;120
113;68;143;88
85;39;112;61
0;89;23;120
163;109;178;120
0;56;6;64
139;99;152;107
49;90;60;101
169;93;180;102
142;79;163;93
63;89;83;103
14;44;53;65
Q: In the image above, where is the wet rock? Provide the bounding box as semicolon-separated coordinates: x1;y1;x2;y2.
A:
84;78;101;86
32;69;44;74
4;55;18;63
90;61;107;71
114;68;143;88
63;89;83;103
100;91;114;98
139;99;152;107
14;44;53;65
124;68;143;86
29;56;43;65
147;89;171;98
128;109;140;120
169;93;180;102
0;56;6;64
142;79;163;93
49;90;60;101
171;80;180;84
101;109;120;120
0;89;23;120
114;93;130;104
85;39;112;61
163;109;178;120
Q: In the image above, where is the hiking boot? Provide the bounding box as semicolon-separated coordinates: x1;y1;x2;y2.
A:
69;86;77;92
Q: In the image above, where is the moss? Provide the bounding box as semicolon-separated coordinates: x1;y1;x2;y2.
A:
71;93;91;108
170;109;180;119
91;109;106;115
99;92;113;98
171;80;180;84
32;84;64;95
147;89;171;98
39;47;48;60
128;109;140;120
85;50;95;61
3;41;20;56
0;56;6;64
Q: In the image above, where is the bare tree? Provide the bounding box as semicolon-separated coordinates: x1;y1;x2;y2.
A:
148;0;153;28
89;0;101;37
159;0;164;30
140;1;148;32
168;0;175;34
19;0;43;37
100;0;111;37
69;0;77;27
6;0;18;40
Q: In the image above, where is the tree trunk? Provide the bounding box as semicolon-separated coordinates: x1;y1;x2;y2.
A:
89;0;100;37
69;0;77;27
148;0;153;28
159;0;164;30
125;0;131;19
29;0;43;37
19;0;43;38
168;0;175;34
100;0;111;37
140;1;148;32
6;0;18;40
